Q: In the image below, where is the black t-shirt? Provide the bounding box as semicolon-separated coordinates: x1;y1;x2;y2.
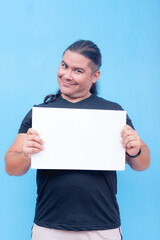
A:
19;94;134;231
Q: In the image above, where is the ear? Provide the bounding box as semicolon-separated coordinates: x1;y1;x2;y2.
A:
92;70;100;83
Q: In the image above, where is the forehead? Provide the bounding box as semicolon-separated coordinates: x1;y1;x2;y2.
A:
62;50;91;68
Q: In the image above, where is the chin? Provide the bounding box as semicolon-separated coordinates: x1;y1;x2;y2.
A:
60;87;72;94
60;84;75;96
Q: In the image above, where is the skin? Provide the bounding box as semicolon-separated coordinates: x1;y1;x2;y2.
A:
5;50;150;175
57;50;100;103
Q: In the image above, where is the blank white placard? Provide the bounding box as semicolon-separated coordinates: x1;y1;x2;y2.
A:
31;107;126;170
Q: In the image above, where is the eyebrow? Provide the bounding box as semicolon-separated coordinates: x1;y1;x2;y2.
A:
61;60;68;66
61;60;85;72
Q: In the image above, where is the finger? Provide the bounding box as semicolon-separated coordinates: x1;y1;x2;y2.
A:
125;140;140;149
122;133;140;145
121;125;133;136
23;142;44;157
122;134;136;146
122;130;135;139
24;141;44;150
122;131;139;142
27;128;40;136
24;147;42;154
26;134;44;145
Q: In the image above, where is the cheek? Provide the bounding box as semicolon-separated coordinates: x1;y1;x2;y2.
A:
75;75;91;85
57;70;63;86
83;76;93;87
57;68;63;78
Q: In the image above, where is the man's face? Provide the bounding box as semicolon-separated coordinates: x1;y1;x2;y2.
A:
57;50;100;102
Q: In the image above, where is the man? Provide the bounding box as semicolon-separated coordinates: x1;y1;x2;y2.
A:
5;40;150;240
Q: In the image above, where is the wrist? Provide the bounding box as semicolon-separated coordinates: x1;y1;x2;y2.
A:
126;148;141;159
24;152;31;161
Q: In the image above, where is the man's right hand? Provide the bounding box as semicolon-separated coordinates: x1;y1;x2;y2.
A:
5;128;44;176
23;128;44;160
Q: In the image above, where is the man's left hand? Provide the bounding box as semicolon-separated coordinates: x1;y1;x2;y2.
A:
121;125;141;157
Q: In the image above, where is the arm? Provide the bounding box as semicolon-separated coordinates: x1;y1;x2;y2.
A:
121;125;150;171
5;128;44;176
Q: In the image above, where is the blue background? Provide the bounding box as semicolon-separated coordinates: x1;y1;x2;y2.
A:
0;0;159;239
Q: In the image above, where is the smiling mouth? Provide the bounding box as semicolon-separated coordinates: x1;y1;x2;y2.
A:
61;79;77;86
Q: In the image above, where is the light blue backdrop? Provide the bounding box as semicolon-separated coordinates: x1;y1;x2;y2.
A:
0;0;159;239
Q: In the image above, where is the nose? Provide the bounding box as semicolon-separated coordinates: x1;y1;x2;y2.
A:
64;69;73;80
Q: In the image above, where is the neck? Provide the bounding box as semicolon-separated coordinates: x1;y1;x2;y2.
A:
61;92;91;103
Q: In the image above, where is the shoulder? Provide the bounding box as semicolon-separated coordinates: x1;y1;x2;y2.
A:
19;98;62;134
33;101;52;108
91;95;123;110
95;96;135;127
93;95;134;129
33;96;64;108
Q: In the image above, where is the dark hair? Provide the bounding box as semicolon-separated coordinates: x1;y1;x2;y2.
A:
63;40;102;69
44;40;101;103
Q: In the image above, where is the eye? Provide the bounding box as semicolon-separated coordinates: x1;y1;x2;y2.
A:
75;69;83;74
61;62;68;69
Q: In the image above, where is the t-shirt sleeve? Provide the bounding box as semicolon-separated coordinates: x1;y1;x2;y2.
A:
114;103;134;130
126;114;134;129
18;109;32;133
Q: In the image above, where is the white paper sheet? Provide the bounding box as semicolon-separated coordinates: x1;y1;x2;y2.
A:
31;107;126;170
